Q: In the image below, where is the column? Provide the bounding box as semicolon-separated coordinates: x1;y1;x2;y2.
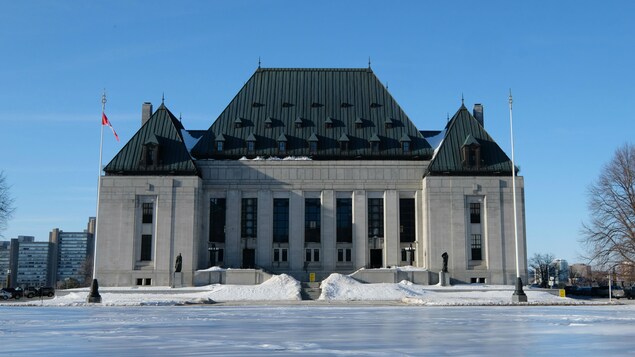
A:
256;190;273;269
353;190;367;268
384;190;400;267
321;190;336;271
225;190;241;268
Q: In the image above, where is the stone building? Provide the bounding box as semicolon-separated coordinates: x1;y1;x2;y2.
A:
95;67;527;287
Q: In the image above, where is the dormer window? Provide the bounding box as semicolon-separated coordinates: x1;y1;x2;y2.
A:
369;134;381;153
295;117;303;129
339;133;350;151
140;134;160;169
277;133;288;155
264;117;273;129
461;135;481;169
385;118;394;129
308;133;319;155
246;133;256;153
355;118;363;129
215;133;226;153
325;117;334;129
234;117;244;129
400;134;411;154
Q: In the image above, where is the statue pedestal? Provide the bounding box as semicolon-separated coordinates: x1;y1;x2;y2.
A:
439;271;450;286
173;272;183;288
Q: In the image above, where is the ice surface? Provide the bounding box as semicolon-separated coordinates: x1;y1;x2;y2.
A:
1;305;634;355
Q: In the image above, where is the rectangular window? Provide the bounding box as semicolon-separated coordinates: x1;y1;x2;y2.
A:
273;248;288;262
336;198;353;243
144;278;152;286
305;248;320;262
368;198;384;238
273;199;289;243
338;248;352;262
470;202;481;224
471;234;482;260
399;198;415;242
247;141;255;153
371;141;380;152
309;141;318;154
216;141;223;152
217;248;224;262
209;198;226;243
241;198;258;238
142;202;153;224
402;141;410;153
140;234;152;261
278;141;286;154
136;278;143;286
305;198;321;243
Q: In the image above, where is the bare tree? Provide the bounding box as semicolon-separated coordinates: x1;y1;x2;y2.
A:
582;144;635;266
0;171;16;237
78;255;94;287
529;253;555;288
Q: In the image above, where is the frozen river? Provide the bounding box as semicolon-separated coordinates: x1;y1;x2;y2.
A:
2;304;634;356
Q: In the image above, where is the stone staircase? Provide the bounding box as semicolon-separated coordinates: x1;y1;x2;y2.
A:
300;282;322;300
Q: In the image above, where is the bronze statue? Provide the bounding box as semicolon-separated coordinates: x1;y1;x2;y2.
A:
442;252;448;273
175;253;182;273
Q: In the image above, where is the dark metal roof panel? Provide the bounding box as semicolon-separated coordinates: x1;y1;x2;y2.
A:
104;104;198;175
192;68;432;159
426;105;513;176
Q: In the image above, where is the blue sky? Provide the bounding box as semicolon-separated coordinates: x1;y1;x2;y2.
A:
1;1;633;265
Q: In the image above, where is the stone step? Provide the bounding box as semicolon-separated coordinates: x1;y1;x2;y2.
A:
300;282;322;300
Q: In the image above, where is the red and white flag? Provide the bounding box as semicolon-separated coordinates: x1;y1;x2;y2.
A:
102;112;119;142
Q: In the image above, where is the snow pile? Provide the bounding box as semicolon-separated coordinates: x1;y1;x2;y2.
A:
319;273;593;305
319;273;418;301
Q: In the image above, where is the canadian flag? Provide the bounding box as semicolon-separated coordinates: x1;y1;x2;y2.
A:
102;112;119;142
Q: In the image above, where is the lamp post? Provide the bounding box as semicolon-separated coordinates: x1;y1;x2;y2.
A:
404;244;415;266
509;90;527;302
208;243;220;268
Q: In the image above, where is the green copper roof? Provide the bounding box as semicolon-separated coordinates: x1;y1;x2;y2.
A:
192;68;432;159
426;105;513;176
104;104;198;176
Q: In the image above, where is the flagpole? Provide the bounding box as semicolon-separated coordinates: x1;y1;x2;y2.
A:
88;90;106;303
509;89;527;302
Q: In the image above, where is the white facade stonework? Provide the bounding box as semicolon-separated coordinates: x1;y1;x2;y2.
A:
95;67;528;286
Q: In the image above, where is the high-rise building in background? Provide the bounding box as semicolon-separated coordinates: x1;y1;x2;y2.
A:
9;236;54;287
4;217;96;289
49;217;95;287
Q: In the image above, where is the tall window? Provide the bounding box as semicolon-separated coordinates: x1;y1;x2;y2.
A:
305;248;320;262
309;141;318;154
305;198;321;242
241;198;258;238
399;198;415;242
368;198;384;238
209;198;226;242
470;203;481;224
247;141;255;153
273;199;289;243
471;234;482;260
140;234;152;261
336;198;352;243
278;141;286;154
142;202;153;224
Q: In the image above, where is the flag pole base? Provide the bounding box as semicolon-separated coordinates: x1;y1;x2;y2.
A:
512;277;528;303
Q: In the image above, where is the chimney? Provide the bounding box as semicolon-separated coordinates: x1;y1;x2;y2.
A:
473;103;484;127
142;102;153;126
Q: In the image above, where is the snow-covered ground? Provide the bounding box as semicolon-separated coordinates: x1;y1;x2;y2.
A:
1;273;602;307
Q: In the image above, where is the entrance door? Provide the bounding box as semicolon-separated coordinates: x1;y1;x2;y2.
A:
369;249;383;268
242;248;256;269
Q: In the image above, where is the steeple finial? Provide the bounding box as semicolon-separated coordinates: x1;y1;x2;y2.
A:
447;112;450;122
258;56;261;68
461;93;464;105
162;92;165;104
368;56;371;68
179;112;182;123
